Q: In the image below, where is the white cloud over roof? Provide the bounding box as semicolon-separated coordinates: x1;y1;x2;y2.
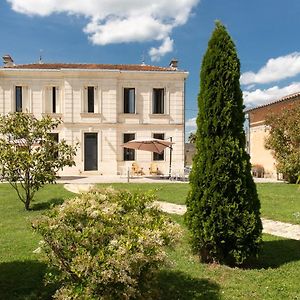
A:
7;0;199;61
240;52;300;85
243;82;300;108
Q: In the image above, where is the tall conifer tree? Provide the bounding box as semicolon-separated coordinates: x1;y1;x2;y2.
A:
185;22;262;265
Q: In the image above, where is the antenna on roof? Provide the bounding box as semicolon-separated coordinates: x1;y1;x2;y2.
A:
39;49;43;64
141;52;146;66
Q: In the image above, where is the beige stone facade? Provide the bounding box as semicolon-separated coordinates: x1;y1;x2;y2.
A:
0;59;188;176
246;92;300;178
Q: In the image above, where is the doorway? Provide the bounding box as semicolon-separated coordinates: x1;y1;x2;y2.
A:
84;133;98;171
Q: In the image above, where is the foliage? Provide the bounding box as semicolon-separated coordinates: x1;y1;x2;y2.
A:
188;132;196;143
33;188;181;300
185;21;262;265
265;105;300;183
0;113;76;210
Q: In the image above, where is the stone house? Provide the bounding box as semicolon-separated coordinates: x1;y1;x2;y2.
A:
0;55;188;176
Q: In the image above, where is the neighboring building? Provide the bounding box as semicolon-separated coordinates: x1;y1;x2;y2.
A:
0;55;188;176
245;92;300;178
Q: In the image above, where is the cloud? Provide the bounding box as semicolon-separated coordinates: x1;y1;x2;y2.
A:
149;37;174;62
243;82;300;108
7;0;199;61
240;52;300;85
186;117;196;128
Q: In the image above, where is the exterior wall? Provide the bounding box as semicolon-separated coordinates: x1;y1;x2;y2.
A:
0;67;187;176
247;94;300;179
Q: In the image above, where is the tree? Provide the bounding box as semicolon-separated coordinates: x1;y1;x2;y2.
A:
0;113;77;210
188;132;196;143
265;105;300;183
185;22;262;265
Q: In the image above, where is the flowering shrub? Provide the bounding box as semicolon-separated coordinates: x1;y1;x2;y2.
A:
33;188;181;299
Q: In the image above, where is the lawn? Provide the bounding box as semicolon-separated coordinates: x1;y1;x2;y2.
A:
97;182;300;224
1;183;300;299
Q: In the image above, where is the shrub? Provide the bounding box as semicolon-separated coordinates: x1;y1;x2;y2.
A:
185;21;262;265
33;188;181;299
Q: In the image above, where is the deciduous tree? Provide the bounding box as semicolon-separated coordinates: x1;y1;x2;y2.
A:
265;105;300;183
0;113;77;210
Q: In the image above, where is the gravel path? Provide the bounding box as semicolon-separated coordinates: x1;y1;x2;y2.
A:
64;183;300;241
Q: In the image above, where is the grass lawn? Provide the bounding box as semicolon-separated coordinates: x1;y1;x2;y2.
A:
97;182;300;224
1;183;300;299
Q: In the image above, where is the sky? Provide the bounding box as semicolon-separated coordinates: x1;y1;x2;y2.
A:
1;0;300;136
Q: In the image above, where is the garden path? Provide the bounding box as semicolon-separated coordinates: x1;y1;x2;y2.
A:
64;183;300;241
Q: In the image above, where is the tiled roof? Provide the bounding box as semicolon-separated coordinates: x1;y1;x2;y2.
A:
5;63;178;72
245;91;300;112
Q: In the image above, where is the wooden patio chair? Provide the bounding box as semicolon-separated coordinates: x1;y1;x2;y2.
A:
131;162;144;176
149;162;159;175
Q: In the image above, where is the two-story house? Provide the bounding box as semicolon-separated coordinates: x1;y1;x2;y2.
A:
0;55;188;176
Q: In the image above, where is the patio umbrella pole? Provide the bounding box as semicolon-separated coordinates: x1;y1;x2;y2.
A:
168;137;173;178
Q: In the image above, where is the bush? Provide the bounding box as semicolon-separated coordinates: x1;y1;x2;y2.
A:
33;188;181;299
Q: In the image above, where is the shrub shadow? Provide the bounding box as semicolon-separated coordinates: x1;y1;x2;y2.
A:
248;238;300;269
154;269;221;300
31;197;64;211
0;260;55;300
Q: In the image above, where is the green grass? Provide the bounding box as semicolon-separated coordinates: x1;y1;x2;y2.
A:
97;182;300;224
1;183;300;299
0;184;74;299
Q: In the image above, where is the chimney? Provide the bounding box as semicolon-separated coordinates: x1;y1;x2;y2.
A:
2;54;14;67
169;58;178;69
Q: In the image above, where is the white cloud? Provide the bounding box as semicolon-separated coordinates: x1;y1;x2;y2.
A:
243;82;300;108
7;0;199;61
149;37;174;62
186;117;196;128
240;52;300;85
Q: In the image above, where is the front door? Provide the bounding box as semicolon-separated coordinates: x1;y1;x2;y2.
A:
84;133;98;171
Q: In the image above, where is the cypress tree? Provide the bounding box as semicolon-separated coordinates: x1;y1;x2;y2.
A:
185;21;262;265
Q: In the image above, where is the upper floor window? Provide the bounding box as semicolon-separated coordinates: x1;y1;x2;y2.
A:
44;86;59;114
51;87;57;113
153;88;164;114
124;88;135;113
123;133;135;161
15;86;22;112
87;86;95;113
153;133;165;161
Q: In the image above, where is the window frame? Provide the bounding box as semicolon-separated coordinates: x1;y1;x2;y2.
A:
124;88;136;114
123;133;136;161
152;88;165;114
153;133;165;161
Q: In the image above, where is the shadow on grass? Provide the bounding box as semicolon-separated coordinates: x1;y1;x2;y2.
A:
0;260;56;300
248;238;300;269
155;270;221;300
31;197;64;211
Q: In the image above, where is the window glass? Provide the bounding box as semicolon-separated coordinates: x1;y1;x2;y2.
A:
153;133;165;161
16;86;22;112
123;133;135;161
88;86;94;113
153;88;164;114
124;88;135;113
52;87;56;113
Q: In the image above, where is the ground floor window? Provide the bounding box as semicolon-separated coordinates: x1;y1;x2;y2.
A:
153;133;165;161
123;133;135;161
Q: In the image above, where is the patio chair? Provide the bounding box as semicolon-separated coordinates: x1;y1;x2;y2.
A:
149;162;159;175
131;162;144;176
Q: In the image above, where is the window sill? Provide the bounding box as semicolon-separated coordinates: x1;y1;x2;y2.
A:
42;113;63;118
149;114;169;118
80;113;101;118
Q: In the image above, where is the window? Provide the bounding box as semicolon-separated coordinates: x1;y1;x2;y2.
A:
153;133;165;161
153;88;164;114
52;87;57;113
123;133;135;161
87;86;95;113
15;86;22;112
124;88;135;113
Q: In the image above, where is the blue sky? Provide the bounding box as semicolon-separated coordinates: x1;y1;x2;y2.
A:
1;0;300;135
